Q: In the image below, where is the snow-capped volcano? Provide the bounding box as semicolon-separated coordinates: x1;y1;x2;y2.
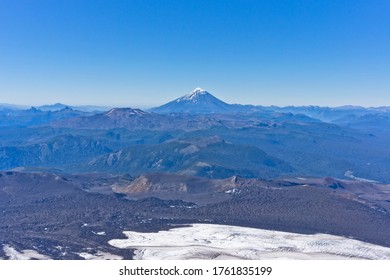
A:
177;88;209;102
151;88;232;114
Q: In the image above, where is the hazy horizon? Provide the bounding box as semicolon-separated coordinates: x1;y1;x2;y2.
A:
2;87;390;110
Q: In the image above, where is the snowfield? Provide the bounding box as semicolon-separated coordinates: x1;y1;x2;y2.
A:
78;251;123;260
2;245;51;260
108;223;390;260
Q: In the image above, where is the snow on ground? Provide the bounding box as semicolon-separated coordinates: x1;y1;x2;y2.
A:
3;245;51;260
108;223;390;260
78;251;123;260
344;170;378;183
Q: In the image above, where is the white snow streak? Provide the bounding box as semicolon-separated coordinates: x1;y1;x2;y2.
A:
108;223;390;260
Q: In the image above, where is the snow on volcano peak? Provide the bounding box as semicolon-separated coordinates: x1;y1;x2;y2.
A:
152;88;232;113
192;87;206;94
178;88;210;102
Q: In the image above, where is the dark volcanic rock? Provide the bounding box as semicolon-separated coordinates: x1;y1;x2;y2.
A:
1;171;390;259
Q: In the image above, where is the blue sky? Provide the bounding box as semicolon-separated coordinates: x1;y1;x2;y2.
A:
0;0;389;107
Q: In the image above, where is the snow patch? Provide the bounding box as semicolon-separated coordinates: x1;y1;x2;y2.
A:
3;245;51;260
180;144;200;155
225;188;239;194
108;223;390;260
344;171;378;183
78;251;123;260
177;88;209;103
192;87;205;93
92;231;106;236
195;161;211;167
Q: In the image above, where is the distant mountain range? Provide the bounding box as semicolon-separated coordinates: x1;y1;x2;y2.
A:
151;88;390;121
52;108;176;130
37;103;111;112
1;88;390;182
0;102;110;112
2;88;390;123
51;106;322;131
0;106;95;127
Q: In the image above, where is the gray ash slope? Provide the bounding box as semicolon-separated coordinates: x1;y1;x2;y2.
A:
1;171;390;260
0;171;194;259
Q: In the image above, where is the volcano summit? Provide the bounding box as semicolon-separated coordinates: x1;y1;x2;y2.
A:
152;88;233;114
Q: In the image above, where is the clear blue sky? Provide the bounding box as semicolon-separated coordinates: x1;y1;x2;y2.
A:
0;0;389;107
